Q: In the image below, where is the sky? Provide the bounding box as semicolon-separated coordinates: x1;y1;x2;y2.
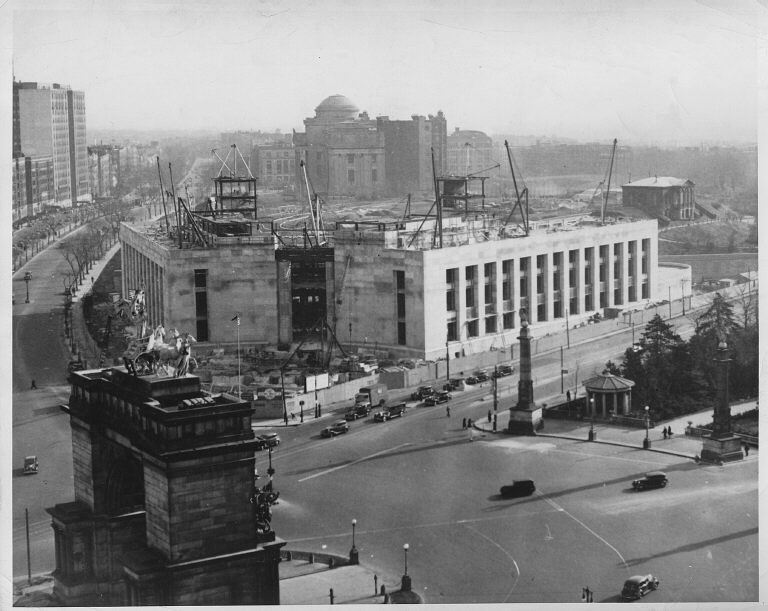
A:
5;0;767;145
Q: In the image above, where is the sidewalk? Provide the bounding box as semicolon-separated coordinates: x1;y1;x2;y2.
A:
473;398;758;461
14;557;417;606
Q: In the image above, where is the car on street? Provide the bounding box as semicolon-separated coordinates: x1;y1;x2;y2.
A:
443;378;464;391
475;370;490;382
464;376;479;385
424;391;451;406
374;402;406;422
345;404;371;420
411;385;435;401
255;432;281;450
23;455;39;475
499;479;536;498
321;420;350;437
621;574;659;600
493;365;514;378
632;471;668;491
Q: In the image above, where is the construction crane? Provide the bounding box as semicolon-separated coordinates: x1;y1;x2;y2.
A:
601;138;618;224
299;160;326;247
501;140;530;235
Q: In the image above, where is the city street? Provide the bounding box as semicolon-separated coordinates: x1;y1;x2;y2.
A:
267;397;758;604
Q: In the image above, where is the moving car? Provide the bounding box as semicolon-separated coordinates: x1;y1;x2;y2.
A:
255;432;281;450
474;370;490;382
464;376;479;385
411;385;435;401
499;479;535;498
493;365;514;378
632;471;668;491
621;574;659;600
424;391;451;406
23;456;39;475
374;402;406;422
321;420;350;437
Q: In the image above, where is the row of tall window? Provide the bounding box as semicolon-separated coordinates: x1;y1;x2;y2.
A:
444;240;650;341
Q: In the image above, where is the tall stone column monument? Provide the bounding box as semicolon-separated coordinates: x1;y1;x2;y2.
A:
507;310;543;434
700;337;744;463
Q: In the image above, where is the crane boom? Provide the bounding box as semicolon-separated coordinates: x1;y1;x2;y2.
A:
601;138;618;224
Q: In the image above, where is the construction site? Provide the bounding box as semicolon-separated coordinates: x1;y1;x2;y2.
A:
81;139;692;418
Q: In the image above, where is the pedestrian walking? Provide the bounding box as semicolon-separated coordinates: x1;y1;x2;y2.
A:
446;406;451;417
663;428;667;440
30;379;37;390
462;417;467;429
744;443;749;456
667;426;673;438
493;414;497;432
487;409;492;423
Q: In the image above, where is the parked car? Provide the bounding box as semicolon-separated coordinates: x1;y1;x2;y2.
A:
256;432;281;450
444;378;464;391
374;402;406;422
621;574;659;600
475;370;490;382
499;479;535;498
345;403;371;420
464;376;479;385
321;420;350;437
424;391;451;406
632;471;668;491
493;365;514;378
411;385;435;401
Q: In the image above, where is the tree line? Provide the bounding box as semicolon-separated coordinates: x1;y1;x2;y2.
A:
604;290;758;420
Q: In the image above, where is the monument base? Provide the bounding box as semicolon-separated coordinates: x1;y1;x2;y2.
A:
507;407;543;435
701;434;744;464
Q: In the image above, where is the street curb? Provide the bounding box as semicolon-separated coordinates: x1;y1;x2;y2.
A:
471;423;697;460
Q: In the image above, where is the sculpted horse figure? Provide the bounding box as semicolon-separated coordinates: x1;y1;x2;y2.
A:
133;326;197;376
115;288;148;338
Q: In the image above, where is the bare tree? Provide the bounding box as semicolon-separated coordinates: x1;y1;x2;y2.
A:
734;281;758;329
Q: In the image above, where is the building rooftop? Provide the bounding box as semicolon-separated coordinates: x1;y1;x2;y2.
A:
623;176;692;188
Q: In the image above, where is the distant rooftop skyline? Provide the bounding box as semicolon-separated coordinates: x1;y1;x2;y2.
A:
9;0;762;146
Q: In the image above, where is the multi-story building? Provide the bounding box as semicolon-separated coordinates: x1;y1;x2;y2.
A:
120;205;661;361
447;128;493;176
12;154;55;223
14;80;90;207
294;95;385;200
254;142;296;189
377;112;447;197
621;176;695;221
292;95;448;201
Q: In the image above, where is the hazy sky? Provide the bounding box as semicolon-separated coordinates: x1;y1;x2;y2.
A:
6;0;766;144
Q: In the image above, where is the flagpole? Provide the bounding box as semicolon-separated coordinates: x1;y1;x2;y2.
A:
233;313;241;399
237;316;241;399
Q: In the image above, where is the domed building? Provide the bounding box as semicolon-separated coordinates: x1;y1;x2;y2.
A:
314;94;360;122
293;95;447;200
295;94;384;199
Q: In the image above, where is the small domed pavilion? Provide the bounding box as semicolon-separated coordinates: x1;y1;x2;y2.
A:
583;371;635;418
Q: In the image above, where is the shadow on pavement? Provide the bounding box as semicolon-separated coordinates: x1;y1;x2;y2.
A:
621;527;758;568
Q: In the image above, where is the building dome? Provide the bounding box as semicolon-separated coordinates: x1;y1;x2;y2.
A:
315;94;359;120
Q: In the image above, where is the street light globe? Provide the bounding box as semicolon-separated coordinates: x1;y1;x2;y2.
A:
645;405;649;412
352;519;356;526
403;543;409;551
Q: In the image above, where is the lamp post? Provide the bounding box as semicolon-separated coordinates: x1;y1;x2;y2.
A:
349;519;359;564
643;405;651;449
300;400;304;423
401;543;411;592
23;271;32;303
588;396;595;441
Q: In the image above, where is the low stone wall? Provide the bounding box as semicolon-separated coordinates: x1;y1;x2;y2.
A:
280;549;349;569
